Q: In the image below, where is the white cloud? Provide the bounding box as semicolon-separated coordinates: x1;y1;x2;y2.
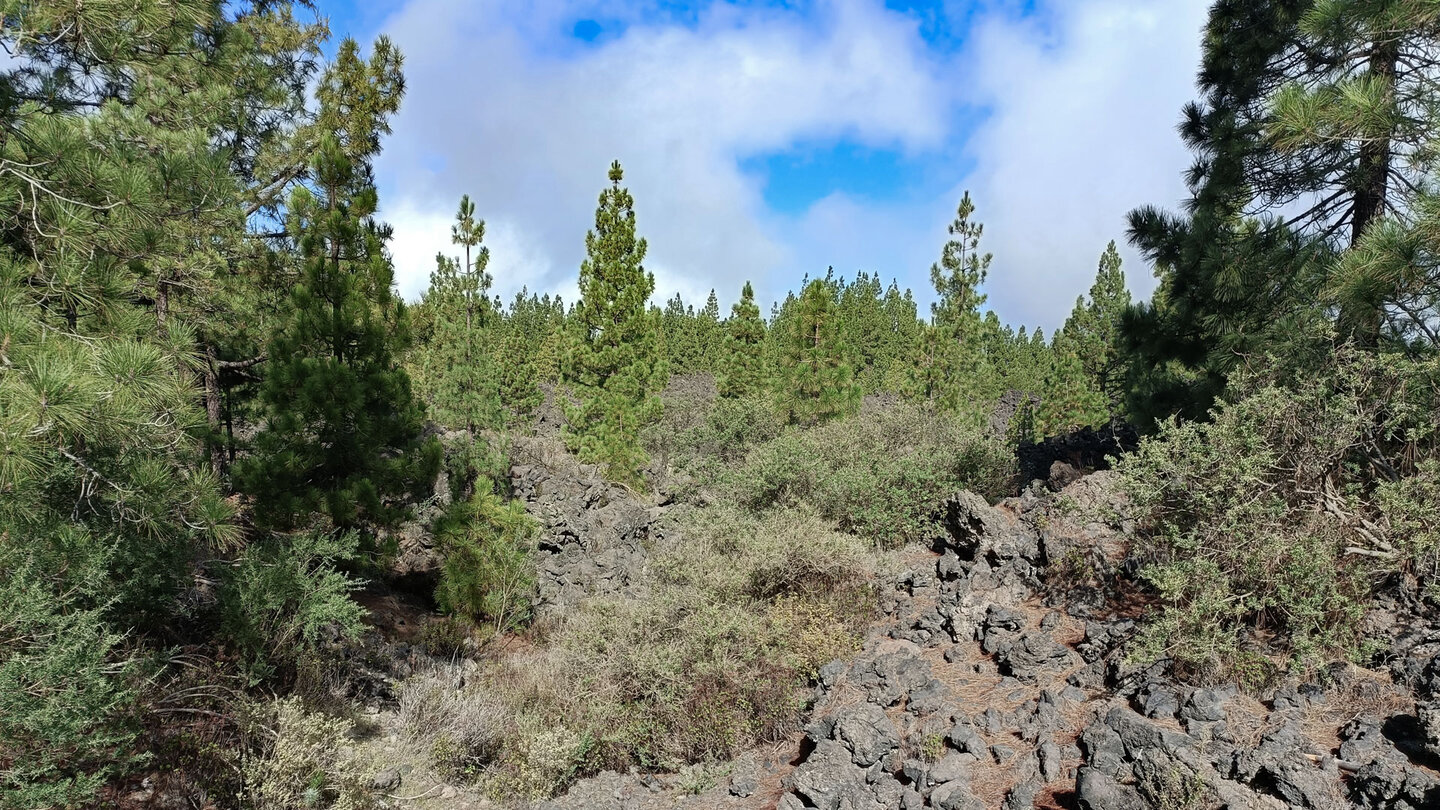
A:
366;0;1211;331
373;0;951;309
960;0;1210;328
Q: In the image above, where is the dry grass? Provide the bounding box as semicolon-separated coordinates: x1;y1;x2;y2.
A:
1223;694;1274;752
400;497;884;800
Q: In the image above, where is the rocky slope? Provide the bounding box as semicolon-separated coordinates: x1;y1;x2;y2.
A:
528;466;1440;810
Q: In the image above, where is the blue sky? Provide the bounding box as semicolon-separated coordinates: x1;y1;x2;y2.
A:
312;0;1209;331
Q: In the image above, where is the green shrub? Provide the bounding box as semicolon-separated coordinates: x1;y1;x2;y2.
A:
726;401;1013;546
1377;458;1440;589
417;615;475;658
0;562;142;809
1120;346;1440;680
644;389;783;483
441;432;510;504
441;503;878;796
434;492;537;634
218;532;367;682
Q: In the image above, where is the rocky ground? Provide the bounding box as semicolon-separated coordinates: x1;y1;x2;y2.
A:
517;464;1440;810
303;428;1440;810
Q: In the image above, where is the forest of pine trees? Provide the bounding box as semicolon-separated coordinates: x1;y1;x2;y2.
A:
4;0;1440;807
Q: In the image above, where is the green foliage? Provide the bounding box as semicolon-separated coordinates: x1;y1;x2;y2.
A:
1330;159;1440;350
564;161;665;484
413;195;506;431
926;190;998;411
1120;343;1440;680
1054;241;1131;423
687;394;786;468
0;3;327;800
434;492;538;635
777;277;860;425
504;288;567;386
1377;459;1440;588
545;506;875;772
1037;342;1106;436
728;402;1014;546
218;532;367;681
398;503;879;800
719;281;768;398
1124;0;1440;418
236;121;437;532
0;558;141;809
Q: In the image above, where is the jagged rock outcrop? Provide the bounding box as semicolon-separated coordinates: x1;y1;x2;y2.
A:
509;437;667;615
1017;424;1139;487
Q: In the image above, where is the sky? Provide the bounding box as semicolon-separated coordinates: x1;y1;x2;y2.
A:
316;0;1211;332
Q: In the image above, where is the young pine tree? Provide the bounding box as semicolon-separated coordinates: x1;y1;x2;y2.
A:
696;289;723;371
719;281;767;398
237;134;435;532
1037;339;1106;437
778;278;860;425
417;195;504;431
1058;241;1131;422
929;191;997;411
563;161;664;483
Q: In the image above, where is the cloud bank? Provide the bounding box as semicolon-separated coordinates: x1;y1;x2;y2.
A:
367;0;1209;330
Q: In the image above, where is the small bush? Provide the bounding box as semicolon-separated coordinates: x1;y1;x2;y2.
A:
441;432;510;504
644;390;783;484
1120;346;1440;680
434;492;537;634
434;503;879;797
0;564;142;809
218;532;367;682
726;401;1014;546
417;615;475;658
398;666;506;780
241;698;372;810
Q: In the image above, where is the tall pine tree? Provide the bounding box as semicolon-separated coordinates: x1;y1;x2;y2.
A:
415;195;504;431
928;191;997;412
1124;0;1440;419
778;278;860;425
564;161;664;483
1058;241;1132;422
237;112;435;531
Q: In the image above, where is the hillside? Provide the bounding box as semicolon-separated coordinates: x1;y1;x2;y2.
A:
4;3;1440;810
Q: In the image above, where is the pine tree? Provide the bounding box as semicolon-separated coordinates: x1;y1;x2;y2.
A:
838;272;889;392
1272;1;1440;342
564;161;664;483
1038;340;1107;437
1124;0;1440;419
878;281;923;393
506;289;566;384
1059;242;1132;422
415;195;504;431
0;3;323;802
911;324;954;403
662;293;703;373
697;288;723;371
719;281;768;398
927;191;995;412
778;278;860;425
237;129;435;532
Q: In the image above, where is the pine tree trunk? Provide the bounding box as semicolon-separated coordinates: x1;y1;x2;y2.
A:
1347;37;1399;346
155;278;169;339
204;343;225;477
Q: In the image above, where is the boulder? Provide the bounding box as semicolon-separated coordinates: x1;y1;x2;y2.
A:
832;703;901;767
791;739;871;810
